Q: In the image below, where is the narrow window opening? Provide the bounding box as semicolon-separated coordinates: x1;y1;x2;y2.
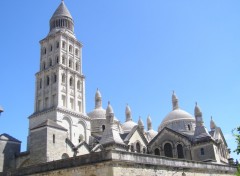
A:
177;144;184;158
53;134;55;143
136;142;141;153
62;56;65;65
102;125;105;132
69;77;73;86
187;124;191;131
201;148;205;155
62;74;66;83
164;143;173;158
154;148;160;155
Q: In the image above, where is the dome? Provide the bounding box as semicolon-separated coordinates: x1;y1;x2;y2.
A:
146;129;158;141
88;108;106;119
121;121;137;133
162;109;194;124
106;102;114;115
159;108;195;132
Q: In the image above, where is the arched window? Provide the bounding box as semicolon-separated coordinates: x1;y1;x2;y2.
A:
131;145;134;152
46;76;50;86
69;60;72;68
62;41;66;49
154;148;160;155
75;48;79;56
43;61;46;70
77;80;80;90
62;74;66;83
102;125;105;132
136;142;141;153
39;79;42;89
49;58;52;67
177;144;184;158
200;148;205;155
69;45;73;53
53;74;57;83
187;124;191;131
69;77;73;86
50;45;53;52
56;41;59;49
62;56;65;65
164;143;173;158
56;56;59;64
75;63;79;71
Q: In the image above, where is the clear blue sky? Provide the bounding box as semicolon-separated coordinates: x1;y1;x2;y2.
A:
0;0;240;160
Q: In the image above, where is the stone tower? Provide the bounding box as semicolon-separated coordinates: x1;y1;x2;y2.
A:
27;1;91;164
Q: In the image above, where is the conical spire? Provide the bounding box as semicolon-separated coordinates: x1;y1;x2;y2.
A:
172;91;179;110
106;101;114;116
147;115;152;130
49;1;74;33
193;103;211;141
106;101;114;126
210;116;216;131
51;1;72;19
138;116;144;127
125;104;132;122
194;102;202;117
138;116;144;133
95;88;102;109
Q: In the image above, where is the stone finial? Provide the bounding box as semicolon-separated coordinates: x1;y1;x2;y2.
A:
106;101;114;125
125;104;132;122
210;116;216;130
106;101;114;115
138;116;144;133
194;102;202;117
172;91;179;110
95;88;102;109
147;115;152;130
138;116;144;127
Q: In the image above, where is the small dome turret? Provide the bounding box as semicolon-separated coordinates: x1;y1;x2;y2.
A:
194;102;202;117
138;116;144;127
147;115;152;130
95;88;102;109
125;104;132;122
172;91;179;110
106;101;114;116
210;116;216;130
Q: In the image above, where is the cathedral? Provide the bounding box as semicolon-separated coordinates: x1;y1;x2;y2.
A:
0;1;236;176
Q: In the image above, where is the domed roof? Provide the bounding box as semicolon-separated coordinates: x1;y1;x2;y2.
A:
121;121;137;133
161;109;194;125
88;108;106;119
51;1;72;20
146;129;158;140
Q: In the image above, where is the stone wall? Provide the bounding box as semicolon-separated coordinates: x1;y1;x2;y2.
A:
0;150;236;176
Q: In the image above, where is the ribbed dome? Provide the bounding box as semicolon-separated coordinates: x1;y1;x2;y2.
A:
162;109;194;124
159;108;195;132
121;121;137;133
88;108;106;119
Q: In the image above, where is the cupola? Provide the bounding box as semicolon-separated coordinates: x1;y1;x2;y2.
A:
49;1;74;33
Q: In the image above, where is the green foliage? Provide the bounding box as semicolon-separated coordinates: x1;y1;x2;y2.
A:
233;127;240;154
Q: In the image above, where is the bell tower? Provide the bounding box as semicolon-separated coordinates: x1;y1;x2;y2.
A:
29;1;90;147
